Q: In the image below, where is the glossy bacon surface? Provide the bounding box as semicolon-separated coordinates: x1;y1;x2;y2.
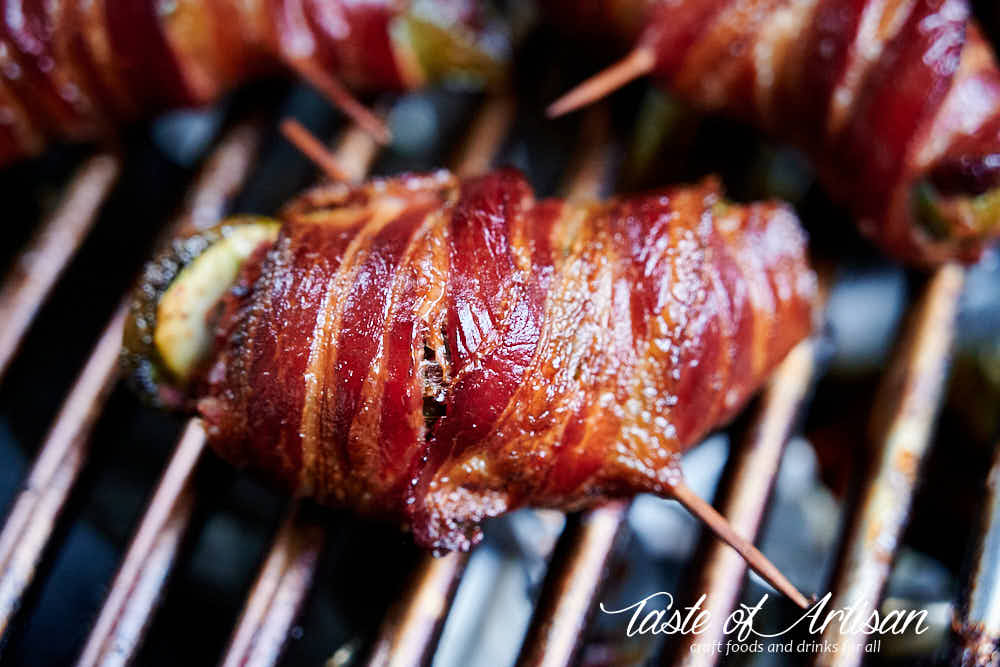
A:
0;0;498;165
196;170;816;550
551;0;1000;266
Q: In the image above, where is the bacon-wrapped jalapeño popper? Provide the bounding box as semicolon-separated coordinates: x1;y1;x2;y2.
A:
0;0;506;165
121;169;817;603
547;0;1000;266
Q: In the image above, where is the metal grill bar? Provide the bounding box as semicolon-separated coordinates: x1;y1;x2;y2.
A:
0;154;119;382
220;502;327;667
222;95;515;667
516;502;628;667
952;439;1000;666
0;302;126;638
816;263;965;667
365;552;469;667
75;419;206;667
665;337;820;666
173;123;270;234
0;123;261;647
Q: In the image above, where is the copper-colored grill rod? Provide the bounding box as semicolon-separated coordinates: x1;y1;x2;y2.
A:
0;302;126;640
666;337;820;667
0;154;120;382
175;122;270;234
0;122;262;649
952;439;1000;666
221;95;516;667
368;103;609;667
220;502;328;667
816;263;965;667
76;420;205;667
516;502;628;667
365;552;470;667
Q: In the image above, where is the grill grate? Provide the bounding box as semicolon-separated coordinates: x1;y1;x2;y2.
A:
0;154;119;382
76;419;206;667
221;502;327;667
817;264;965;667
0;302;125;637
0;76;987;667
0;122;261;652
516;501;628;667
952;437;1000;665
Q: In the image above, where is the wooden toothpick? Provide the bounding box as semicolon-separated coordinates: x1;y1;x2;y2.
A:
548;48;656;118
672;479;811;609
280;118;350;182
287;58;392;144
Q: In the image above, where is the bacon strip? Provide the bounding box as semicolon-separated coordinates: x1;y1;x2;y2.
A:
197;170;816;550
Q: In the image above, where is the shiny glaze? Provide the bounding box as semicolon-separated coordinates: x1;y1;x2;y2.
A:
554;0;1000;265
0;0;491;165
197;170;816;550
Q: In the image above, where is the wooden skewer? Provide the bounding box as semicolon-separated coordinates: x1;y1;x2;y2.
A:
547;47;656;118
290;59;391;143
280;118;351;181
287;58;392;144
672;479;811;609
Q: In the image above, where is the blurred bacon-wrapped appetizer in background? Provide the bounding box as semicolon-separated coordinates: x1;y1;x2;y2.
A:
0;0;508;164
548;0;1000;266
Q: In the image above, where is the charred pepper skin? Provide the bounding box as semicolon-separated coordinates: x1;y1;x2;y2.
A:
176;170;817;551
0;0;506;166
121;218;279;409
548;0;1000;266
